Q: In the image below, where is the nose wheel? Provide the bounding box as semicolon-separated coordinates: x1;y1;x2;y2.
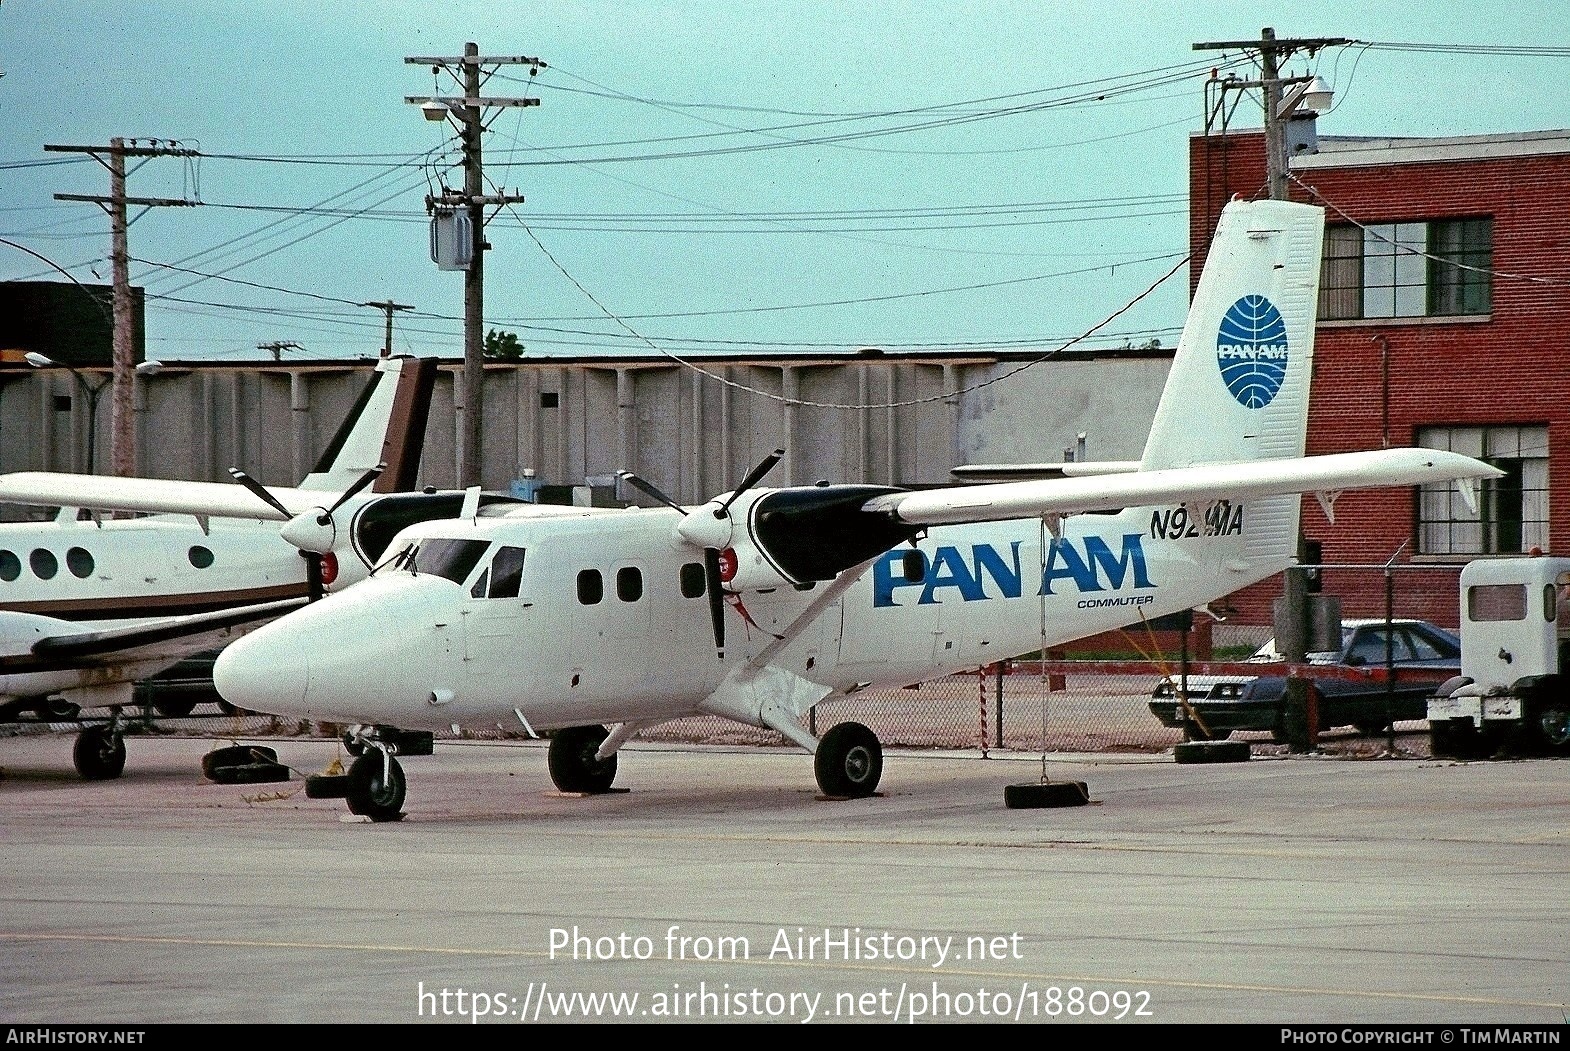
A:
814;721;883;798
346;751;406;822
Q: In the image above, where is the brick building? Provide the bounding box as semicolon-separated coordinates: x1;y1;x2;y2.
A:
1190;127;1570;628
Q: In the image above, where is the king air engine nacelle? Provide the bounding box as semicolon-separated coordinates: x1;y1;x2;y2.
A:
701;485;924;594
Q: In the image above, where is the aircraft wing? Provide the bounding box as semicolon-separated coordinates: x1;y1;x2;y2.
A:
0;473;332;521
3;597;307;671
865;448;1500;526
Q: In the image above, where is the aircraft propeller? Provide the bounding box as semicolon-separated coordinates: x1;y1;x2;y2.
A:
616;447;784;657
228;463;385;601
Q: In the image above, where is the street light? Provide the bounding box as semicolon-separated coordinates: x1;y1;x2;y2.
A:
25;353;162;474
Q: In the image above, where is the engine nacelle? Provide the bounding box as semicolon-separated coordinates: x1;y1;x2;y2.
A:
710;485;923;594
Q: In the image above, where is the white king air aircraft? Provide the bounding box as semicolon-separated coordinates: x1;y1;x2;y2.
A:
0;353;517;777
211;200;1500;820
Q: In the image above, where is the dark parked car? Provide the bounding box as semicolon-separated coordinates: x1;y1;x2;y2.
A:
1149;619;1462;740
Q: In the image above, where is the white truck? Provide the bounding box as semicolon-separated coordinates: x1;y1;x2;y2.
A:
1428;554;1570;758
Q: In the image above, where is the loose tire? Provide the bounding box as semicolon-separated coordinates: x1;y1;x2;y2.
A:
202;744;278;781
346;753;406;822
305;773;352;799
207;761;291;785
547;725;618;794
1004;780;1089;809
814;721;883;798
1173;739;1251;764
73;726;126;781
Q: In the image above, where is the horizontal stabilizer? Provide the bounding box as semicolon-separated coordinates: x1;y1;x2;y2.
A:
950;461;1142;482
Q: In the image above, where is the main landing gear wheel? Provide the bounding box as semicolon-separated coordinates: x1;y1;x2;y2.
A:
73;726;126;781
346;752;406;822
548;724;618;794
814;721;883;798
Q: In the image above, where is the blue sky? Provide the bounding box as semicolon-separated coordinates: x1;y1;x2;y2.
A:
3;2;1566;363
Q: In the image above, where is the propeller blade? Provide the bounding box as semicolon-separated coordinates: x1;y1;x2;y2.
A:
325;463;386;517
617;470;685;514
718;448;784;515
228;467;292;519
703;547;726;657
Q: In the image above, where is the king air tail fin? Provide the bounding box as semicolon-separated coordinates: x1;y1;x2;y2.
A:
298;355;437;493
1138;199;1324;566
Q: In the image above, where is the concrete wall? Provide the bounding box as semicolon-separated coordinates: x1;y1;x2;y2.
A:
0;350;1171;512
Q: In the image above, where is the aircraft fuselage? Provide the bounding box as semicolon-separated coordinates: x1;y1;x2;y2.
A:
215;498;1285;734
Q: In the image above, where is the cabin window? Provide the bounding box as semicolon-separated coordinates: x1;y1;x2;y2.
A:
66;547;94;579
1417;425;1547;555
616;566;643;603
408;538;491;585
1319;217;1491;320
0;550;19;582
30;549;58;580
188;546;214;569
577;569;603;605
488;546;526;600
679;562;705;598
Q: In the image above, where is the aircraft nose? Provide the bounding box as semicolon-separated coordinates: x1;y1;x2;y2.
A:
214;625;310;716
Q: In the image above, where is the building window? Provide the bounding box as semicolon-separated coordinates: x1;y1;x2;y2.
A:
1319;218;1491;320
1417;425;1547;555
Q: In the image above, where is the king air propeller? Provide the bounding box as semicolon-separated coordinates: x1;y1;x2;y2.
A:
228;463;385;601
616;448;784;658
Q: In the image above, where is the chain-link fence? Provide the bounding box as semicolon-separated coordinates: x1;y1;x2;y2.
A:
6;565;1471;762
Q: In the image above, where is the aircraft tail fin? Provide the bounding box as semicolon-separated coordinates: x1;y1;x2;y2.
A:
299;355;437;493
1138;198;1325;562
1140;198;1324;471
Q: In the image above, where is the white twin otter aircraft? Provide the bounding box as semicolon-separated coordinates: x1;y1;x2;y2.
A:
6;201;1501;817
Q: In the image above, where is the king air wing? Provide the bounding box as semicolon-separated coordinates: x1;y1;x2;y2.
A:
0;352;438;522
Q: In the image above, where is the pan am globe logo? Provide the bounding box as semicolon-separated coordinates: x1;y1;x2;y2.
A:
1216;295;1289;409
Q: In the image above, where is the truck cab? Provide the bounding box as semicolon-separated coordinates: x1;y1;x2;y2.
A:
1428;555;1570;758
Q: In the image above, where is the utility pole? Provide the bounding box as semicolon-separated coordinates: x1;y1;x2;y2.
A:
406;43;544;487
44;138;197;477
258;341;303;362
1194;28;1348;751
362;299;414;358
1193;29;1349;202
